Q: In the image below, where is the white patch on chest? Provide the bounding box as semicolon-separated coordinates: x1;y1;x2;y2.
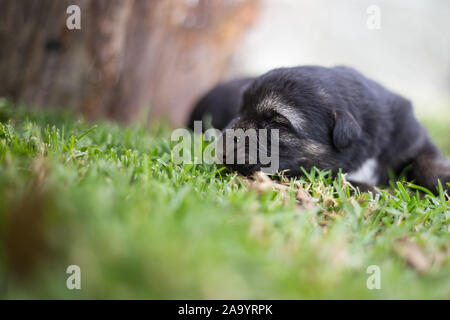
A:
346;158;379;185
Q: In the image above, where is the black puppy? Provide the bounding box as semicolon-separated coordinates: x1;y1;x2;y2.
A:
191;66;450;193
188;77;254;131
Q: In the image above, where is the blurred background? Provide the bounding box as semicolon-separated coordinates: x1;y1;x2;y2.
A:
229;0;450;118
0;0;449;125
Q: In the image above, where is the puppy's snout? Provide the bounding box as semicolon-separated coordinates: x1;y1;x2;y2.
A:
217;129;262;176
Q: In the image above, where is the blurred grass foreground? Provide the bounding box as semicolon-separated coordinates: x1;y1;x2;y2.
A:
0;99;449;299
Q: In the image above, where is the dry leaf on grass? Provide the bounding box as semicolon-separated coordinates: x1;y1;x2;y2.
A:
241;171;318;209
394;239;431;275
296;186;316;209
323;196;337;208
244;171;289;197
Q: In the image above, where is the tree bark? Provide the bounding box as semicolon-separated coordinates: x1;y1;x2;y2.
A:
0;0;258;126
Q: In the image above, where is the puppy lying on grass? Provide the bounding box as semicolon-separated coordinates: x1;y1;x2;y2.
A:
188;66;450;193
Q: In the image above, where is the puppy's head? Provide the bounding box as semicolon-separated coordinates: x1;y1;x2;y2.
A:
220;68;362;176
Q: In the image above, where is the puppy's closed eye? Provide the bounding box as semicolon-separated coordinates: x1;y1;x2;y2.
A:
272;114;292;128
261;112;293;131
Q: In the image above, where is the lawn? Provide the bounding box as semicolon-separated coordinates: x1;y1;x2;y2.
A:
0;98;449;299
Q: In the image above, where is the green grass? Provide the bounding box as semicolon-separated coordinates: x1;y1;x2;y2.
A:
0;98;449;299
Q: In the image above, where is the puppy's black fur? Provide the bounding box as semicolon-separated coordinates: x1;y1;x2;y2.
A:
189;66;450;193
188;77;254;131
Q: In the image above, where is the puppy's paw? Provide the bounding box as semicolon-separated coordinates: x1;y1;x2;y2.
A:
409;145;450;195
424;171;449;195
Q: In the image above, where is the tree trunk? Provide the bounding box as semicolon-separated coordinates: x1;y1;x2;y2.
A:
0;0;258;126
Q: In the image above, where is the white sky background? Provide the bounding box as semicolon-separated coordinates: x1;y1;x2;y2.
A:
228;0;450;115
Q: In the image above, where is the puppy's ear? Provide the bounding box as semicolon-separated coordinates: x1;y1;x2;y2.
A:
333;109;362;150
